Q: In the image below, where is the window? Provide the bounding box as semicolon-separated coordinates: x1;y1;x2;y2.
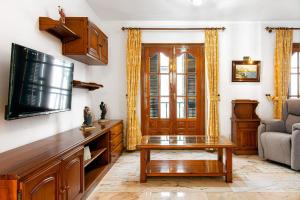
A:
289;44;300;99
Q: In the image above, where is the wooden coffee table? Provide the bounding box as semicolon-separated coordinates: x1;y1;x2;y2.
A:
139;135;236;183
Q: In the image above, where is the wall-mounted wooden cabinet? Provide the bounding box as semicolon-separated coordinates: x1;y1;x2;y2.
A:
62;17;108;65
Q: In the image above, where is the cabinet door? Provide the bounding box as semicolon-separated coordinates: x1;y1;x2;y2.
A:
21;161;60;200
0;178;17;200
88;23;100;59
61;147;84;200
99;32;108;64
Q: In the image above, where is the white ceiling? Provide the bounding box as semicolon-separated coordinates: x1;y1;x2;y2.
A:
87;0;300;21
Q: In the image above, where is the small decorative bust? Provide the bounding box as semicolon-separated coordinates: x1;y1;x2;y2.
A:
99;102;107;121
83;106;93;127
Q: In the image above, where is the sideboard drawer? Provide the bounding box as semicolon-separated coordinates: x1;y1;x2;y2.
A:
111;142;123;163
110;123;123;138
238;122;260;129
111;134;122;151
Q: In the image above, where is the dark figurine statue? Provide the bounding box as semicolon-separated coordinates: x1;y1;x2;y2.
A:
99;102;107;120
83;106;93;126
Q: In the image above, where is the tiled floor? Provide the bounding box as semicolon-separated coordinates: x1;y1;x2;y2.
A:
88;150;300;200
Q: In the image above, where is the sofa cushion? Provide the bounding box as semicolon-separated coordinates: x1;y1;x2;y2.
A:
286;114;300;133
287;99;300;116
260;132;291;165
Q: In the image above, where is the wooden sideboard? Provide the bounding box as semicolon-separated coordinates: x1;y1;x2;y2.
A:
0;120;123;200
231;100;260;155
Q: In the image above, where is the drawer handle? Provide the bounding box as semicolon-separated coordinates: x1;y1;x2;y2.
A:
60;188;66;194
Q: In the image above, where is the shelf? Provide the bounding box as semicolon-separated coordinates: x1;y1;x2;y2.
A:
85;165;109;191
39;17;79;43
84;148;107;167
72;80;103;91
146;160;226;176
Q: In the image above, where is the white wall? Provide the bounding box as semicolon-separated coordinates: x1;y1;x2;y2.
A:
90;20;300;139
0;0;105;153
89;21;127;121
1;1;299;153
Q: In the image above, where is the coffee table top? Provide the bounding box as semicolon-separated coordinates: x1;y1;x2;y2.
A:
139;135;236;149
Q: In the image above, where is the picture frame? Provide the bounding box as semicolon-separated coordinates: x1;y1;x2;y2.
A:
232;60;261;82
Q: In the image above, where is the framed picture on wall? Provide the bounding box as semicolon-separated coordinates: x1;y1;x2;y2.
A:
232;60;261;82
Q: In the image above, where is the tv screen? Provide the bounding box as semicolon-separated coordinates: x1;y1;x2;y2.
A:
5;43;74;120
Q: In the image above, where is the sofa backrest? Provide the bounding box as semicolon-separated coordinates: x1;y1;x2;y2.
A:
283;99;300;133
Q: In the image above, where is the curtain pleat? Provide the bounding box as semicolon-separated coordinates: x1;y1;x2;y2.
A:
273;30;293;119
126;29;142;150
205;30;220;140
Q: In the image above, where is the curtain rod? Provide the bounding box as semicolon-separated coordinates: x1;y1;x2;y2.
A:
265;26;300;33
121;27;225;31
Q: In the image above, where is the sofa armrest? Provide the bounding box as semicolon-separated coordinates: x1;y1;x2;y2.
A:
261;119;285;132
291;128;300;170
293;123;300;131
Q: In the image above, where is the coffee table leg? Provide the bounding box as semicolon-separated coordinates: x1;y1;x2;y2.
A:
218;148;223;162
225;148;233;183
147;149;151;162
140;148;147;183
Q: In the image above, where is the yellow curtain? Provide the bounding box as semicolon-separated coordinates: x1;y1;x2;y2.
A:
126;29;142;150
205;30;220;140
273;29;293;119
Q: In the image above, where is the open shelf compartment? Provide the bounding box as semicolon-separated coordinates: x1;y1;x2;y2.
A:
84;148;107;167
83;131;109;191
39;17;79;43
146;160;226;176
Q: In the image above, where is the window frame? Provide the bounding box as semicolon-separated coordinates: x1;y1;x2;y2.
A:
289;43;300;99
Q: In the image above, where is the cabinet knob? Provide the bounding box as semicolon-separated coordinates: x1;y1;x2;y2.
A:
60;188;66;194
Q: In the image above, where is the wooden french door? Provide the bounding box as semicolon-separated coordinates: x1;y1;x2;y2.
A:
141;44;205;135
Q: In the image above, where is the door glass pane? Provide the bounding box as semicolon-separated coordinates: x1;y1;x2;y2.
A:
188;98;196;118
187;54;196;73
150;74;158;96
177;97;186;118
290;74;298;96
160;97;169;118
150;97;158;118
187;74;196;96
177;54;185;73
160;53;169;73
160;75;169;96
177;74;186;96
150;54;158;73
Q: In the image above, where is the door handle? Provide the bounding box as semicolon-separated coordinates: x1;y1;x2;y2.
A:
59;187;66;194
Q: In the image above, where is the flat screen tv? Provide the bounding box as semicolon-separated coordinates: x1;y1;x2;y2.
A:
5;43;74;120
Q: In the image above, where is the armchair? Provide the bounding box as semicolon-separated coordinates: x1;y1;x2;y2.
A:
258;99;300;170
